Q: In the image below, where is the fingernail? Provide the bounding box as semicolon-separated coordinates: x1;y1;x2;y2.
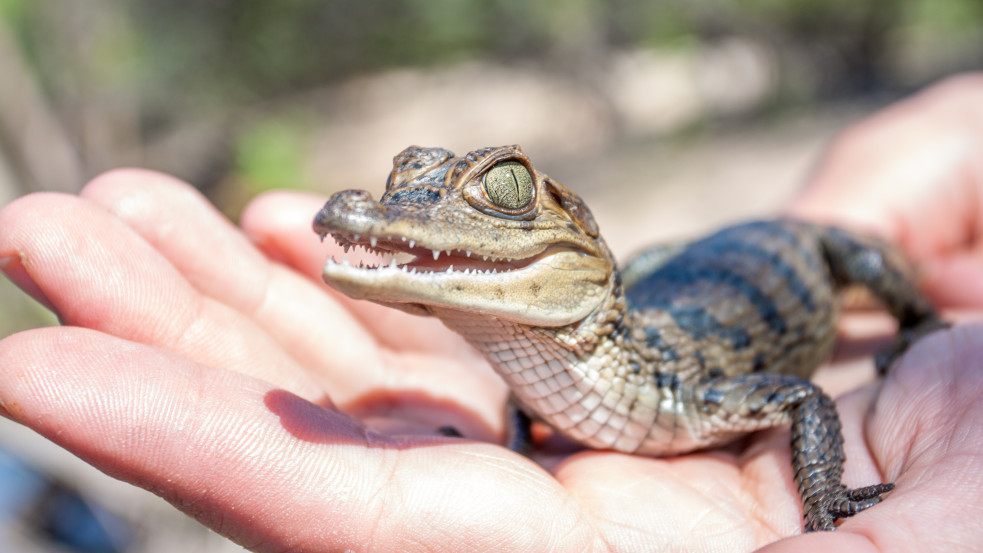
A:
0;254;56;313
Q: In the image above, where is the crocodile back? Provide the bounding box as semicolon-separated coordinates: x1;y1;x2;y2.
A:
625;220;838;379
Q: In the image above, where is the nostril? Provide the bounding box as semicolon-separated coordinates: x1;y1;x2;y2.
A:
313;190;384;235
325;190;379;213
327;189;373;206
346;190;372;202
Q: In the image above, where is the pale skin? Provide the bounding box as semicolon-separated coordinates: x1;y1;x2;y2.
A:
1;74;983;552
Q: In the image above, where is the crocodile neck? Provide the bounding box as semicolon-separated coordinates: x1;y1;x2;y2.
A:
429;275;683;453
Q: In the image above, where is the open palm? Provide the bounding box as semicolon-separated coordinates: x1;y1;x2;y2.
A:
0;171;978;553
3;74;983;552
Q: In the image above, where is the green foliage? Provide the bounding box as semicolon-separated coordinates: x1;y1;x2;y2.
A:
2;0;980;199
234;118;310;193
0;278;57;342
88;16;146;86
908;0;983;32
0;0;26;24
8;0;980;120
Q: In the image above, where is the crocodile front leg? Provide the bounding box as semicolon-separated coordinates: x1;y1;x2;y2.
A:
696;373;893;531
791;390;894;531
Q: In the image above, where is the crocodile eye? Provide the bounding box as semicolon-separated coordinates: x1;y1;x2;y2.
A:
483;162;533;210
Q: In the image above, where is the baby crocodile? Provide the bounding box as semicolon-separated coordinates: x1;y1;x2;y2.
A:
312;145;945;532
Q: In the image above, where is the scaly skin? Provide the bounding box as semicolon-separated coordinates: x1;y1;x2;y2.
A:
312;144;946;532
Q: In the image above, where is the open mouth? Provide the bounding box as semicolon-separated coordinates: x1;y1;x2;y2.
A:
315;225;610;327
318;230;539;276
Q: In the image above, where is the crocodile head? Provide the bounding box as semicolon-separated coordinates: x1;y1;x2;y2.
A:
313;145;615;327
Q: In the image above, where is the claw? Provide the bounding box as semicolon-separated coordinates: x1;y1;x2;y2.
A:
875;317;950;375
805;482;895;531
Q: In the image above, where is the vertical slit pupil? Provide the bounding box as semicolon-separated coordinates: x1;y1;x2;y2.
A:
509;167;520;199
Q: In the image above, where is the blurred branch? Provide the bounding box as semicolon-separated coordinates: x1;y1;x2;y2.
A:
0;141;18;206
0;19;82;197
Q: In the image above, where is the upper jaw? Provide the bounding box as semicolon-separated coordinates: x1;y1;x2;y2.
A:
312;189;559;273
316;221;562;287
319;228;531;270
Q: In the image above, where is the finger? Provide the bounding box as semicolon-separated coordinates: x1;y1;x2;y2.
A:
0;327;583;552
240;190;480;358
81;173;506;421
788;74;983;248
921;252;983;308
80;170;384;365
0;192;322;399
80;170;390;397
859;324;983;549
787;75;983;309
755;530;883;552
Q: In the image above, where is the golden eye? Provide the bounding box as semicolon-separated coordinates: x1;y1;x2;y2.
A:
482;161;533;210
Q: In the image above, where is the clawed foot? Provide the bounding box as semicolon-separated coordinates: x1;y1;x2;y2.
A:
875;317;950;375
805;482;895;531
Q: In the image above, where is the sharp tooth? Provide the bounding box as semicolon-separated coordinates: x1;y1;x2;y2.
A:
341;257;349;266
390;258;398;268
343;244;350;253
370;237;378;248
432;250;440;260
482;255;488;261
409;239;415;249
447;265;454;273
466;250;472;257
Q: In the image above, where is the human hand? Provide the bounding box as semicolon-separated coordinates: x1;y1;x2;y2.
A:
1;75;982;553
779;73;983;551
787;73;983;309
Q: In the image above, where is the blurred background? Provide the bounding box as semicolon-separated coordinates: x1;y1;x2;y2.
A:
0;1;981;551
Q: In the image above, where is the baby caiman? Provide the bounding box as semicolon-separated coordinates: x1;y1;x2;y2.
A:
312;145;945;532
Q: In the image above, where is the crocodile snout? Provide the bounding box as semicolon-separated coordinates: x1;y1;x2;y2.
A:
313;190;386;236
